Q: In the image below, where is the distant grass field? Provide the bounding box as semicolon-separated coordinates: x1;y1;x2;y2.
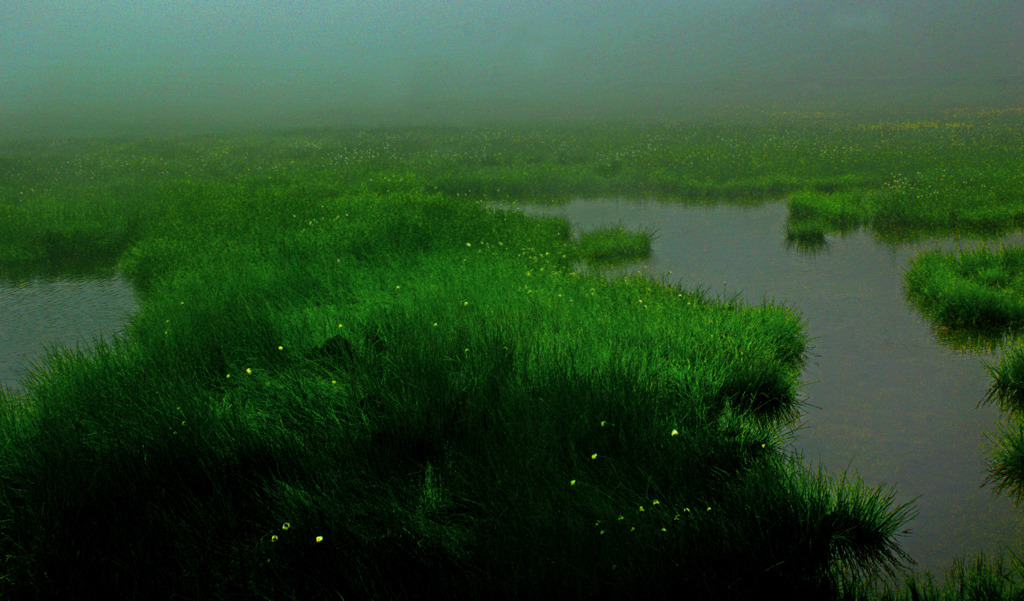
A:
3;109;1023;272
2;109;1024;599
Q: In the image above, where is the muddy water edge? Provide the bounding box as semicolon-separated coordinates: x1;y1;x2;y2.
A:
510;197;1024;576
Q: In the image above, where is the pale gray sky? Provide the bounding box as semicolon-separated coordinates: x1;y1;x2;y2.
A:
2;1;1021;135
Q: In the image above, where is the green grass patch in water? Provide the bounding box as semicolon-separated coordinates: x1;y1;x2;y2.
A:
905;245;1024;331
573;222;654;264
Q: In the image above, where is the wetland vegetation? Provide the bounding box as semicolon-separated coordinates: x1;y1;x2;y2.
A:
2;107;1024;599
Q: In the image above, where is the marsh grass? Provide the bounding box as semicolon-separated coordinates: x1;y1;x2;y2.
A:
4;115;1024;598
975;333;1024;507
573;222;655;264
4;111;1024;274
846;553;1024;601
0;175;918;599
906;244;1024;507
785;218;831;253
905;246;1024;331
982;420;1024;504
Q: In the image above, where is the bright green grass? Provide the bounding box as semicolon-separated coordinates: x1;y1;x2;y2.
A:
3;110;1024;273
573;223;654;264
905;245;1024;331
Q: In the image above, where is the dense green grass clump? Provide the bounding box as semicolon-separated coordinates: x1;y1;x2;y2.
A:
979;341;1024;504
573;223;654;264
0;179;916;599
905;245;1024;331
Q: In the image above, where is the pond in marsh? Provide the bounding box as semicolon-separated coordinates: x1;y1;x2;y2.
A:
0;271;137;393
513;198;1024;576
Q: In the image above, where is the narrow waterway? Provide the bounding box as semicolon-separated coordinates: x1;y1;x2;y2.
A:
515;198;1024;575
0;271;138;393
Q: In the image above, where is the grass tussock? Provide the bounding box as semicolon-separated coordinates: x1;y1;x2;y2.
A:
905;245;1024;331
573;223;655;264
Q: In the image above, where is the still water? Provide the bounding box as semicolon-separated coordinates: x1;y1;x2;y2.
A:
0;271;137;393
516;198;1024;575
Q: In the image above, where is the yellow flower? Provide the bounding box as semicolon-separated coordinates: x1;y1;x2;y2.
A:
570;479;576;486
246;368;252;374
315;536;324;543
639;506;645;512
671;429;679;436
282;522;291;530
652;499;660;506
278;346;284;350
591;453;598;460
271;535;278;542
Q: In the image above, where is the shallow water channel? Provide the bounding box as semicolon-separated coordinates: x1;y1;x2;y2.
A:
514;198;1024;575
0;271;138;393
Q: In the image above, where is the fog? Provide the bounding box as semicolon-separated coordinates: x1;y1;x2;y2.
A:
2;0;1022;137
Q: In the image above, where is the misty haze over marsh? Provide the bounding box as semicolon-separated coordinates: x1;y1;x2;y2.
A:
3;0;1023;137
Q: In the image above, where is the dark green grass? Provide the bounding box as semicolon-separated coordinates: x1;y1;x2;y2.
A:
974;338;1024;507
983;420;1024;505
0;183;917;599
981;339;1024;504
846;553;1024;601
3;116;1024;598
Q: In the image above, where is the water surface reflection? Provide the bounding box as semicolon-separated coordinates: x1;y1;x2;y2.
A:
0;271;137;392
